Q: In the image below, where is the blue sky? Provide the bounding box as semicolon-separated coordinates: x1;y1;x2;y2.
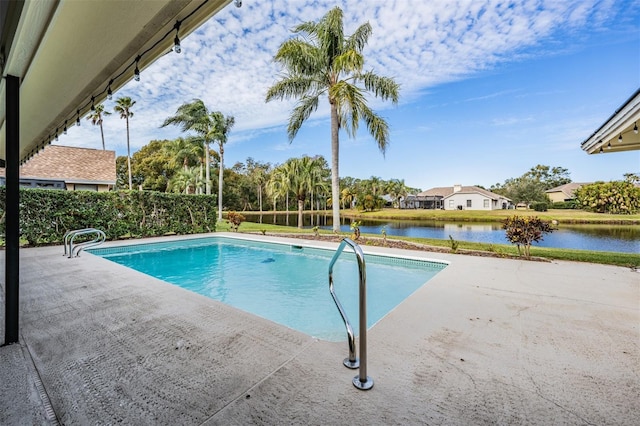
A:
59;0;640;191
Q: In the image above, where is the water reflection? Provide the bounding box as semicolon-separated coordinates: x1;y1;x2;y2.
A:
242;212;640;254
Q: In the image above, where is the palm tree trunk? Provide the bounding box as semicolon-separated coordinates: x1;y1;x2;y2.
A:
218;144;224;221
126;117;132;190
204;141;211;195
99;123;106;151
258;185;263;214
330;102;340;232
297;198;304;229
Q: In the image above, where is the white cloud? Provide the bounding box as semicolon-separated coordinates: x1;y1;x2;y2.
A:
60;0;619;155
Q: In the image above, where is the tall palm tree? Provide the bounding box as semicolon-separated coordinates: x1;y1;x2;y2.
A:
266;6;399;232
87;104;111;150
162;100;222;198
114;97;136;190
210;112;235;221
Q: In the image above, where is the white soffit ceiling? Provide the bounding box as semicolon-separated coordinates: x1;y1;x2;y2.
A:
581;88;640;155
0;0;231;161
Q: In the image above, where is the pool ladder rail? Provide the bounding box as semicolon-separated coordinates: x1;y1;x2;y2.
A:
63;228;106;258
328;237;373;391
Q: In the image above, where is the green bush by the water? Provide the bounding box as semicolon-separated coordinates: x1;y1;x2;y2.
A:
0;188;217;246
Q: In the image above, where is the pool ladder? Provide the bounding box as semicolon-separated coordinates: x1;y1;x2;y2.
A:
63;228;106;258
328;237;373;390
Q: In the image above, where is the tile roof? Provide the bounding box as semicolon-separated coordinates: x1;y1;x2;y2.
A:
0;145;116;183
418;185;511;201
545;182;588;198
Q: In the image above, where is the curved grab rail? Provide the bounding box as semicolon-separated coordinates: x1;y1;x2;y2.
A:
63;228;95;257
328;237;373;390
64;228;106;258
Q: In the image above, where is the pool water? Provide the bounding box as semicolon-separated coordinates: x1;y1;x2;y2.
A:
89;237;447;341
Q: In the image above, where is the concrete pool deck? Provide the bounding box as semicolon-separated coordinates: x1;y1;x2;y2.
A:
1;232;638;425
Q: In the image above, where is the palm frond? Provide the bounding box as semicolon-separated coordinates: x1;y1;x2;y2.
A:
359;105;390;155
287;95;320;141
361;71;400;104
345;22;372;53
266;75;316;102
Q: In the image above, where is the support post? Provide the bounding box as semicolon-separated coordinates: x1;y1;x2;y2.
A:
4;74;20;345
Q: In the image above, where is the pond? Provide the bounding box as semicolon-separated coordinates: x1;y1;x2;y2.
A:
242;212;640;254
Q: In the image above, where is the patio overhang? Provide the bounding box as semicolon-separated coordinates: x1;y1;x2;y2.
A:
581;88;640;154
0;0;231;162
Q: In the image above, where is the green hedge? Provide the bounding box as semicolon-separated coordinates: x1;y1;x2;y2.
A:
0;188;217;246
551;201;577;209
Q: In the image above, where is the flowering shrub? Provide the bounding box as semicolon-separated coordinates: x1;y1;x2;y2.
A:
226;211;246;232
503;215;554;257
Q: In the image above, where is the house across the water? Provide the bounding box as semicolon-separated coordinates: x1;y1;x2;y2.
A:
403;184;512;210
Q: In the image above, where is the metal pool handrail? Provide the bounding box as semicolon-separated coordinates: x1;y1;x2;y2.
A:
64;228;106;258
328;237;374;390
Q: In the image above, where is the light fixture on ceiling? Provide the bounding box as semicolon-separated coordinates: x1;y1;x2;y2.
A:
173;21;181;54
599;146;603;153
76;110;81;126
91;96;96;111
134;56;141;81
634;122;638;134
618;134;622;143
607;142;611;150
63;121;67;135
55;129;59;141
235;0;242;7
107;80;113;100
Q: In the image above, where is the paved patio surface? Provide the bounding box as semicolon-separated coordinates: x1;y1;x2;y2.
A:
1;233;638;425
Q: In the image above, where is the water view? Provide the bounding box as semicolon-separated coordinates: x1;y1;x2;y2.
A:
243;213;640;254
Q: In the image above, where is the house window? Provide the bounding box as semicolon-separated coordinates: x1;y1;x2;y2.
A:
484;199;490;208
449;200;455;208
74;184;98;191
466;199;472;208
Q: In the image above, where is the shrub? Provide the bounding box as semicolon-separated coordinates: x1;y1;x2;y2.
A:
350;220;361;240
226;211;246;232
503;215;554;257
0;188;216;246
531;202;548;212
448;235;459;253
574;181;640;214
552;201;576;209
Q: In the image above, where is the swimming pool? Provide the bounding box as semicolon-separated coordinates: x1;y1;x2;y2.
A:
89;236;447;341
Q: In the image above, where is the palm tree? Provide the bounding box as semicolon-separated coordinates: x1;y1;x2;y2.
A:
266;6;399;232
210;112;235;221
271;156;326;229
164;137;201;172
87;104;111;150
168;166;201;194
114;97;136;190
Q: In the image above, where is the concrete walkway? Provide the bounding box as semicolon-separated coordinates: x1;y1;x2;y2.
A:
1;233;638;425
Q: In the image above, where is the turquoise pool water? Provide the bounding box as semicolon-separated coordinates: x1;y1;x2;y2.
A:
89;237;447;341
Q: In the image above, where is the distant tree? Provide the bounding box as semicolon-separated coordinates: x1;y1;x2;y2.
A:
114;96;136;190
623;172;640;184
574;180;640;214
168;167;202;194
387;178;409;208
524;165;571;190
211;112;235;221
164;137;202;172
87;104;111;150
266;6;400;232
130;140;175;192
